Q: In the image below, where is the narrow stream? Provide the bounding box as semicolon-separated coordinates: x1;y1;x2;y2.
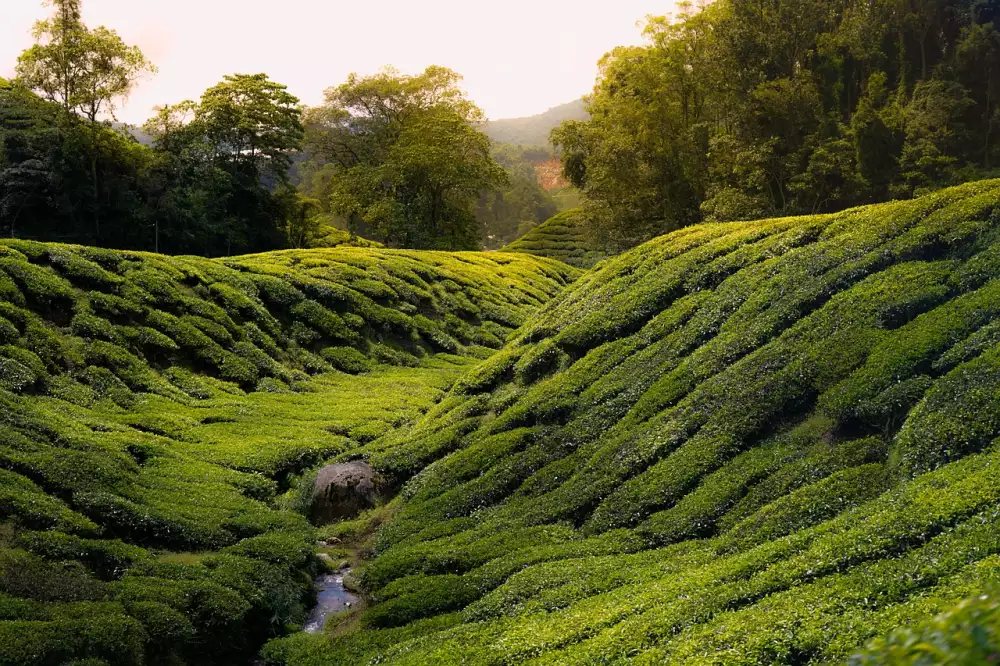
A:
303;568;360;634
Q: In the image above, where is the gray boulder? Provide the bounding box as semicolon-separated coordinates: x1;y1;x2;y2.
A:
312;461;378;524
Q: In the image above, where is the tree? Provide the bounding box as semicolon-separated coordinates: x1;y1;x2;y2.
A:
4;4;302;257
140;75;303;256
1;78;158;248
553;5;715;249
197;73;303;184
898;79;974;194
477;144;558;248
301;66;506;249
16;0;155;239
75;27;155;124
0;80;58;239
14;0;85;116
553;0;1000;251
278;189;323;248
16;0;154;122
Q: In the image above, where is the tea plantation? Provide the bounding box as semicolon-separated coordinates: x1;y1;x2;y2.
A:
262;179;1000;665
0;241;576;664
503;209;608;268
8;181;1000;665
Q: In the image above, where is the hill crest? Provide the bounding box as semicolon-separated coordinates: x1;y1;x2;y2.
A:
483;99;589;148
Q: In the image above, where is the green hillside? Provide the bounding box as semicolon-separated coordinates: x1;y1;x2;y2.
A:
502;208;607;268
483;100;589;147
0;241;576;664
262;179;1000;664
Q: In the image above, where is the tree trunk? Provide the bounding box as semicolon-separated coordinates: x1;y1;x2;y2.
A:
91;152;100;240
985;69;993;169
919;39;927;81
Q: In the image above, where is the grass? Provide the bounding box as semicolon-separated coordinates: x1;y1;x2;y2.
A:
261;179;1000;665
0;241;576;664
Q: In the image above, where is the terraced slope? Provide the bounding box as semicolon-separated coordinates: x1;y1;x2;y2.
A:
0;242;577;664
266;180;1000;665
503;209;608;268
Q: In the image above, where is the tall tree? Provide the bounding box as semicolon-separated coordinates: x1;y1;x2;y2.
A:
301;66;506;249
197;73;303;185
16;0;154;239
141;74;304;255
556;0;1000;249
16;0;154;121
14;0;85;115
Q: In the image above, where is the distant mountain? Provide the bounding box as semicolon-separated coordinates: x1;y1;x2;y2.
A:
483;99;589;148
111;122;154;146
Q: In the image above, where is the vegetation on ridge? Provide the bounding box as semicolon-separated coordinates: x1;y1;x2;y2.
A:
502;208;608;268
264;179;1000;664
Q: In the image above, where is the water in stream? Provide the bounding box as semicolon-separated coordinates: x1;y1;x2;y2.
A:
303;568;360;634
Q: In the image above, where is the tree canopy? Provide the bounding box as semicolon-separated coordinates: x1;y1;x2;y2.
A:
16;0;155;122
555;0;1000;250
299;66;506;250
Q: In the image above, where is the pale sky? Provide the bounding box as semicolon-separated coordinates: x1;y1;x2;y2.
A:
1;0;675;125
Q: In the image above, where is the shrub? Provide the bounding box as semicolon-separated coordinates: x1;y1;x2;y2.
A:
321;346;373;374
850;590;1000;665
0;357;37;392
48;250;123;290
290;300;356;344
0;257;76;308
88;292;142;319
71;313;117;341
17;532;148;580
0;614;146;666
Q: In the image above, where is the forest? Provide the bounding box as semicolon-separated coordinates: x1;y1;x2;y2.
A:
7;0;1000;664
9;0;1000;257
556;0;1000;249
0;1;560;256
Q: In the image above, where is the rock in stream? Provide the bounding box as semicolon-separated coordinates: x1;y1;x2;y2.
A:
312;461;378;524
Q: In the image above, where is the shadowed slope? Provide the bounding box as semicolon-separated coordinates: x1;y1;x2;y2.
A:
267;179;1000;665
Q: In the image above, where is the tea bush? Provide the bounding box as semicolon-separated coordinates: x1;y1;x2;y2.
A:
265;180;1000;665
503;209;608;268
0;240;574;663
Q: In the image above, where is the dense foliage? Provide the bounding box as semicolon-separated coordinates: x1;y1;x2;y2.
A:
0;238;576;664
263;180;1000;664
298;67;507;250
0;68;309;257
1;0;306;257
477;144;559;250
555;0;1000;250
502;208;608;268
851;590;1000;664
2;1;531;255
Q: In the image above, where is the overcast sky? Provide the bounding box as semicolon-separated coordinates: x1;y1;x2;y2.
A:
2;0;676;125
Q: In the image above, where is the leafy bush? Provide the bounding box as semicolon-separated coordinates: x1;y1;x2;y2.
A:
851;590;1000;665
321;346;373;374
